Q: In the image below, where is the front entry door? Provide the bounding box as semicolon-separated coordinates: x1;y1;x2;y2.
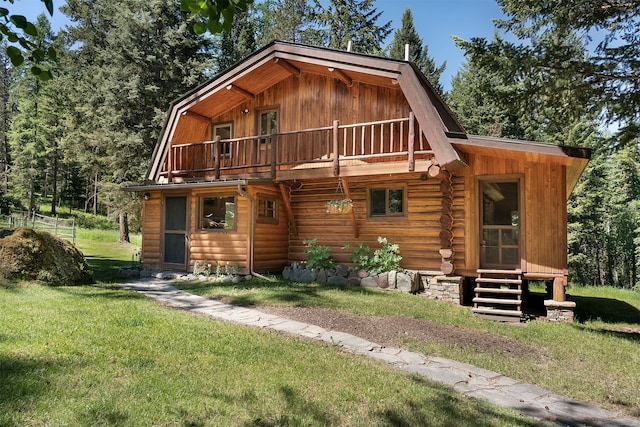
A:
480;181;520;269
163;195;188;269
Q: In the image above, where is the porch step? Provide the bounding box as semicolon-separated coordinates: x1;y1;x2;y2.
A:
473;269;523;322
473;287;522;295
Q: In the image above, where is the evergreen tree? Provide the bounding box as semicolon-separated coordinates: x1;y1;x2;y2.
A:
387;8;445;92
257;0;323;46
462;0;640;142
6;15;57;212
217;8;257;71
316;0;391;54
61;0;214;238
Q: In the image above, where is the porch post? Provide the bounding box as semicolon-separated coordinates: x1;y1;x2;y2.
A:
333;120;340;176
214;135;220;180
168;141;173;182
408;111;415;172
552;276;567;302
270;129;277;178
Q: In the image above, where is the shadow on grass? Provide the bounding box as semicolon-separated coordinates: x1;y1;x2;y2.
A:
244;377;542;427
0;353;60;424
84;254;138;283
175;278;381;308
571;294;640;325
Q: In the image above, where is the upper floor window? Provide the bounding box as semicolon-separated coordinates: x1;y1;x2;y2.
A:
258;108;278;144
370;187;405;217
213;122;232;155
199;195;236;230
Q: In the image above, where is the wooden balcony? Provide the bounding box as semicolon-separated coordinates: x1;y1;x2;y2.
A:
159;113;435;182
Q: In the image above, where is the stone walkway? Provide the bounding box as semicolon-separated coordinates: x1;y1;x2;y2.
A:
119;277;640;427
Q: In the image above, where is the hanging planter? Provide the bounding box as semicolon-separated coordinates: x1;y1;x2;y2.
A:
326;198;353;214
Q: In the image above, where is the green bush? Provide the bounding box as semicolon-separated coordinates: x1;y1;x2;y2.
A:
346;236;402;274
303;238;335;269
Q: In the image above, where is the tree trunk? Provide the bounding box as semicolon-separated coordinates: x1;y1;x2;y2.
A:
119;211;130;243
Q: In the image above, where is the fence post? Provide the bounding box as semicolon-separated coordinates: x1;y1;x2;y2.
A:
270;130;277;178
55;215;59;236
72;217;76;245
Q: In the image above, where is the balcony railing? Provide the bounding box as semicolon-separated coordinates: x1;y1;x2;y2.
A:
160;113;433;181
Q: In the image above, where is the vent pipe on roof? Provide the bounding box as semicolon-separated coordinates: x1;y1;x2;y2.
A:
347;40;352;52
405;44;410;61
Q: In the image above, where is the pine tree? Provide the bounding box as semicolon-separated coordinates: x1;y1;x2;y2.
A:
387;8;445;92
257;0;323;46
316;0;391;54
61;0;214;238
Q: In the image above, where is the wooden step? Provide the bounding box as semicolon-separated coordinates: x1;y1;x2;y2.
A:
477;268;522;275
473;297;522;306
476;277;522;285
472;307;523;317
474;287;522;295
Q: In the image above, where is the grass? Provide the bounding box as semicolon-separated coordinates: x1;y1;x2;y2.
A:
175;279;640;418
0;231;541;426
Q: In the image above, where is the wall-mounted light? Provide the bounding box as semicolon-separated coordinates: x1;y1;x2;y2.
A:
143;193;151;201
241;108;250;114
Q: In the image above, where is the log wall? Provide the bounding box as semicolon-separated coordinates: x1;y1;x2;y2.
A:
287;173;465;272
250;185;290;274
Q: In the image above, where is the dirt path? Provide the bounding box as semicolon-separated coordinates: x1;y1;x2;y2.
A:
256;305;549;359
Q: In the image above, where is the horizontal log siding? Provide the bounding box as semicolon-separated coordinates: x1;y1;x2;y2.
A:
141;191;162;269
462;153;567;276
288;174;458;272
189;188;250;274
251;185;290;274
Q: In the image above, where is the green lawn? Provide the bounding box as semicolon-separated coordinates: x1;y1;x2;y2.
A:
0;230;541;426
176;278;640;418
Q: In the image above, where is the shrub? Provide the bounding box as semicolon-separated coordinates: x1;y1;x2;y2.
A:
346;236;402;275
303;238;335;269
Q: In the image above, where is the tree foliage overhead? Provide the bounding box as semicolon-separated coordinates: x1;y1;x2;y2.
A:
0;0;56;80
457;0;640;141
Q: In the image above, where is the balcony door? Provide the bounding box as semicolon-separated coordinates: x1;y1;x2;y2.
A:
162;195;189;270
480;180;521;269
258;107;278;163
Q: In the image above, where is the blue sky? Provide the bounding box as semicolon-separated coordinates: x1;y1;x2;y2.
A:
21;0;507;91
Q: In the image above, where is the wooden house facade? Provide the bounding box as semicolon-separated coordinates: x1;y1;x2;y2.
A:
129;41;590;318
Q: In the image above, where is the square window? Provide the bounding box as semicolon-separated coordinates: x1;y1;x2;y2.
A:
369;187;405;217
199;195;235;230
257;194;278;224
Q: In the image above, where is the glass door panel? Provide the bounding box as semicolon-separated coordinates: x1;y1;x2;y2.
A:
481;181;520;268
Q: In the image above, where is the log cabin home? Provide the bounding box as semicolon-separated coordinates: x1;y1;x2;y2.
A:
128;41;591;321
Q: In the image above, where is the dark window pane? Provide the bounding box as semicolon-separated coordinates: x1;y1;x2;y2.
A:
388;189;403;213
165;196;186;231
502;229;519;246
482;182;518;225
201;196;235;229
371;189;386;216
482;247;499;265
483;229;499;247
502;248;519;266
164;234;185;264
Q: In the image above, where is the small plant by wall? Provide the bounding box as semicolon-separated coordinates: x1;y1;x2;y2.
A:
303;238;335;269
345;236;402;275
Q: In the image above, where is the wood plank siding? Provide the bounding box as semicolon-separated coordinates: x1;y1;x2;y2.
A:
459;152;568;277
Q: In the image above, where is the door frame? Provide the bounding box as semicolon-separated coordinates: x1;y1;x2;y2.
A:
477;174;524;270
161;193;190;271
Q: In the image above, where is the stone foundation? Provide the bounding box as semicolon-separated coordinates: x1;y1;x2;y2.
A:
544;300;576;322
419;272;462;304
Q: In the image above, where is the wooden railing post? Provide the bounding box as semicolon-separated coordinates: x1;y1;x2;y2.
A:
167;141;173;182
408;111;415;172
214;135;221;180
333;120;340;176
271;129;277;178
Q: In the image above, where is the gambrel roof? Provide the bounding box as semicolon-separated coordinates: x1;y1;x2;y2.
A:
147;41;590;194
148;41;468;180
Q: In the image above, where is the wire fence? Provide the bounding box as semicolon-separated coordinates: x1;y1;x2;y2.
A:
0;211;76;244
